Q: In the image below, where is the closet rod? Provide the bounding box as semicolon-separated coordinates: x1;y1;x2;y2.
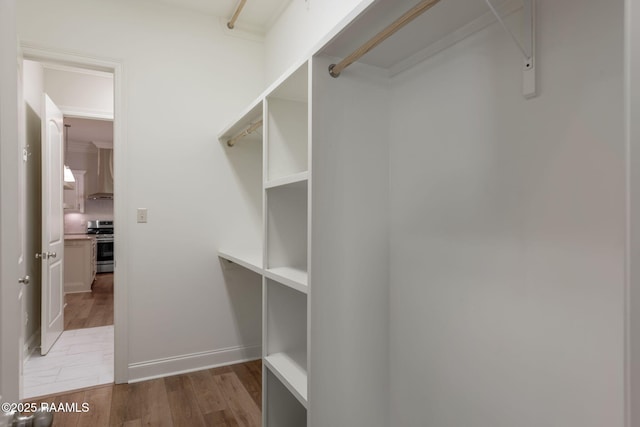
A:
227;119;263;147
227;0;247;29
329;0;442;78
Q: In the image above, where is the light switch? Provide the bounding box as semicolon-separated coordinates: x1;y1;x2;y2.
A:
137;208;148;223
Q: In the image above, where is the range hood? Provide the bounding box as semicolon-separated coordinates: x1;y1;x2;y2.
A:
88;148;114;200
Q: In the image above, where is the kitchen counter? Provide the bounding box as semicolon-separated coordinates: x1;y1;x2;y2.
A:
64;236;97;293
64;234;95;241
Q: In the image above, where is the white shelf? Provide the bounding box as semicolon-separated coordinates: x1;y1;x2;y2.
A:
264;352;308;408
218;97;263;145
319;0;520;76
265;171;309;190
218;249;263;275
218;59;310;147
265;267;308;294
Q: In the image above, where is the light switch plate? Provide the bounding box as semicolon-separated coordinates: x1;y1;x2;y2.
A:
137;208;148;223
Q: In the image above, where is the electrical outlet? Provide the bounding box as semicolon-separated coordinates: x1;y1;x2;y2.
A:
137;208;148;223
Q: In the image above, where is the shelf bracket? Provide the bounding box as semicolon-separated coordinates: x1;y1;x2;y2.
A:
485;0;536;98
219;257;238;271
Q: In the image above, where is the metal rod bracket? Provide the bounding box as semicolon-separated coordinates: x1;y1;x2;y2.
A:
486;0;536;98
521;0;536;98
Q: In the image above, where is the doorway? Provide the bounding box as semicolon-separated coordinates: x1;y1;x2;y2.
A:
19;46;127;399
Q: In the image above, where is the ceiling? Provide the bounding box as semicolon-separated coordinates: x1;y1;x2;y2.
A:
65;117;113;149
149;0;293;31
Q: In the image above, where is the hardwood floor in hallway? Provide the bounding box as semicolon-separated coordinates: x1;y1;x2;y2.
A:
25;360;262;427
64;273;114;331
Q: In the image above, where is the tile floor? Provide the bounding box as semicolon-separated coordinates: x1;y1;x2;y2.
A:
23;325;114;399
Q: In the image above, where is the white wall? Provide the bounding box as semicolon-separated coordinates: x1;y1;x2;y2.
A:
21;59;43;357
389;1;624;426
264;0;371;82
18;0;266;380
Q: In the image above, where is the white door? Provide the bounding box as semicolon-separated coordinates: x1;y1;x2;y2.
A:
0;0;21;409
40;94;65;355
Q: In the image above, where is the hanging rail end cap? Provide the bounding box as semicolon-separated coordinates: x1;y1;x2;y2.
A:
328;64;340;78
227;22;235;29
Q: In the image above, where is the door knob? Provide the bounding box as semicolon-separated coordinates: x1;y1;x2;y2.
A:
35;252;56;259
18;275;30;285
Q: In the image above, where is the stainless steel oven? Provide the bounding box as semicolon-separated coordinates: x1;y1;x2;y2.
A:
87;220;114;273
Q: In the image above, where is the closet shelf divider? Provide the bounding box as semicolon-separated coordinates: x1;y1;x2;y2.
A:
264;352;308;408
265;267;308;294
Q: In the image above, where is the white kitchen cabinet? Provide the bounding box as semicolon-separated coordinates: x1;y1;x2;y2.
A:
64;236;96;293
63;169;86;213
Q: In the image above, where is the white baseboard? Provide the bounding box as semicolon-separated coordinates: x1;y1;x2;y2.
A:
127;344;261;383
23;329;40;361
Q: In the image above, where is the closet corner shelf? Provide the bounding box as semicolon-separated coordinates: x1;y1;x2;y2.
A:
218;249;263;275
217;96;263;145
264;352;308;408
264;267;308;294
265;172;309;189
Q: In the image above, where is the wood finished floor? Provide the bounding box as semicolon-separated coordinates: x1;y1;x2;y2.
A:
26;360;262;427
65;273;114;331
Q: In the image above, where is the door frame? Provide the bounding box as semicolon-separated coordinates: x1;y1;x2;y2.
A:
21;43;129;384
0;0;20;404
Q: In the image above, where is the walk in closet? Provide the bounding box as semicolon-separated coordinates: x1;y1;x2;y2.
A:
219;0;624;425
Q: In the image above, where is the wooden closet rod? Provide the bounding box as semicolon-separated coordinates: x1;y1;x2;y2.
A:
329;0;442;77
227;119;263;147
227;0;247;29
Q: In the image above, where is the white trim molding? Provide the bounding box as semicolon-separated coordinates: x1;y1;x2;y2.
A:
20;42;129;385
626;0;637;425
23;329;40;362
127;345;262;383
40;61;114;79
58;106;113;121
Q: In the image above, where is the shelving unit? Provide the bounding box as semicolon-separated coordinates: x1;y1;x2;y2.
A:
262;59;310;426
266;181;308;275
217;97;264;275
215;1;622;427
264;278;308;406
266;62;308;182
219;60;310;425
264;353;308;406
265;369;307;427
